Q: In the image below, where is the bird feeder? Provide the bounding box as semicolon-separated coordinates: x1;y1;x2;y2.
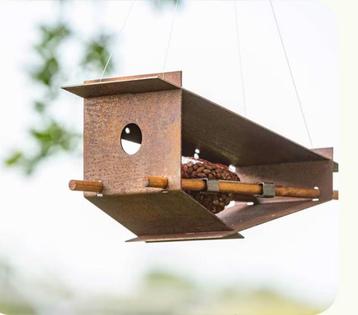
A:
64;71;338;242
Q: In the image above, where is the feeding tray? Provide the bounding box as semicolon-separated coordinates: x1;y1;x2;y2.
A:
63;71;338;242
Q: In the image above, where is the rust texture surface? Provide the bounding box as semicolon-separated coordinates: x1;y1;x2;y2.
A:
237;160;333;201
63;71;181;98
86;191;233;236
218;199;316;232
218;159;333;232
84;89;182;195
85;70;182;86
182;89;329;167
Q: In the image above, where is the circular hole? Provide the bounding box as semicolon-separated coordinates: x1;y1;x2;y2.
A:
120;123;142;155
229;164;236;172
195;148;200;154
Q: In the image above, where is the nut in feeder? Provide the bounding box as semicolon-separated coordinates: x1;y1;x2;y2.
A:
63;71;338;243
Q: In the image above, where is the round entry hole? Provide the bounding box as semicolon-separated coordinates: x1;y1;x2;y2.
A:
120;123;142;155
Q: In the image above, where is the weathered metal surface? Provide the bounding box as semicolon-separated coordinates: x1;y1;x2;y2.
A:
182;89;330;167
217;199;317;232
63;71;181;98
126;230;243;243
311;147;338;172
83;89;182;195
236;160;333;201
84;70;182;86
86;191;233;236
218;159;333;232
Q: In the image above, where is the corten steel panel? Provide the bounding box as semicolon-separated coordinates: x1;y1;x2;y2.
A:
85;191;233;236
126;231;243;242
217;200;317;232
84;70;182;87
218;159;333;232
237;160;333;201
84;90;182;195
182;89;329;166
311;147;338;171
63;77;180;98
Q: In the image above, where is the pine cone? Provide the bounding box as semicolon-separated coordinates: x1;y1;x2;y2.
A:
181;158;240;214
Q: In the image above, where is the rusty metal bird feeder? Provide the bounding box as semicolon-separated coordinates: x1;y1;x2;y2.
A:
64;71;338;242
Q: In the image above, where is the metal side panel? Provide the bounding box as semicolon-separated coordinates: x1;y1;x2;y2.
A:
182;89;330;166
218;159;334;232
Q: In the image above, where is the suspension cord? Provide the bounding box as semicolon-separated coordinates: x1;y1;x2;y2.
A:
268;0;313;147
162;0;180;77
100;0;136;81
233;1;247;116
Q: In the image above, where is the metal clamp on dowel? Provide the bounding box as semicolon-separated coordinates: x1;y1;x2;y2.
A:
205;179;220;192
260;182;276;198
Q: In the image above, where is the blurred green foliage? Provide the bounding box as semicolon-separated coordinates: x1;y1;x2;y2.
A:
0;260;322;315
4;0;181;175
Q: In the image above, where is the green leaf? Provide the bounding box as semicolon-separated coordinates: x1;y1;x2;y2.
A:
81;33;114;72
4;151;23;166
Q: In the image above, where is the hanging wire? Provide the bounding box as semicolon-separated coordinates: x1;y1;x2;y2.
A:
162;0;180;76
100;0;137;81
233;1;247;116
268;0;313;147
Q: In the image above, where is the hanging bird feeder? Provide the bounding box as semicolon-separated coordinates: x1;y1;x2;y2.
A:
64;71;338;242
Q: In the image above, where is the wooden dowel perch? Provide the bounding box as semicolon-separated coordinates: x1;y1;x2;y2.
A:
69;179;103;193
146;176;169;189
69;177;339;201
146;176;339;200
332;190;339;200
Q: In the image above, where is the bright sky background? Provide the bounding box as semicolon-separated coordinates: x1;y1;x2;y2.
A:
0;0;339;308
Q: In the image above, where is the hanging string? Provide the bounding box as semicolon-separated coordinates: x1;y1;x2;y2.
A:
233;1;247;116
162;0;180;77
100;0;136;81
268;0;313;147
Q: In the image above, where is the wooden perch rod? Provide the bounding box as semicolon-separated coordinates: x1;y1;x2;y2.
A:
69;177;338;200
184;179;320;199
146;176;339;200
69;179;103;193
